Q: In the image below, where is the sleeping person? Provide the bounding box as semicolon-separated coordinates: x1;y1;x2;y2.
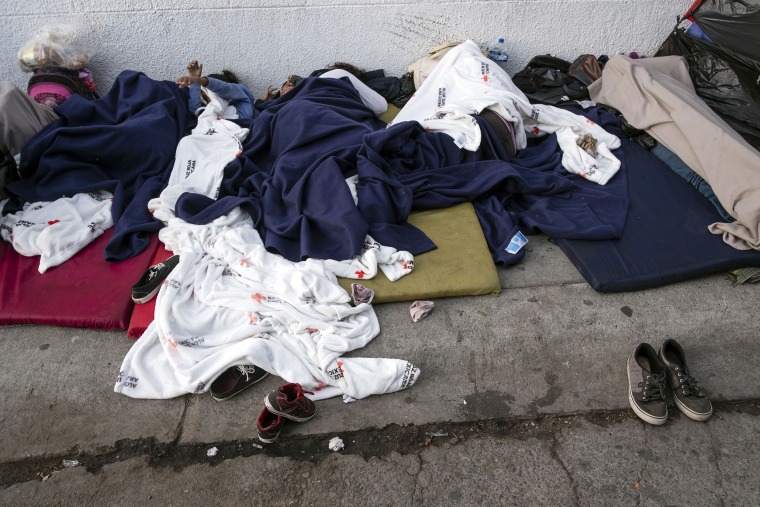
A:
258;68;387;116
176;60;256;120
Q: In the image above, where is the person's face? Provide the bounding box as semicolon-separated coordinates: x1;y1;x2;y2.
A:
280;76;296;95
280;82;294;95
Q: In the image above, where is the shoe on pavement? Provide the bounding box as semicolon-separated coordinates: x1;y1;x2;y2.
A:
131;255;180;304
257;407;282;443
264;383;316;422
210;365;269;401
627;342;668;425
659;339;713;421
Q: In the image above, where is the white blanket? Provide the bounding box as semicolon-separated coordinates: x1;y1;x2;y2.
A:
0;190;113;273
390;40;622;185
115;208;420;400
148;90;250;223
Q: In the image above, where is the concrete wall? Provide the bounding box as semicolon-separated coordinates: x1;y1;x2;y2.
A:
1;0;689;98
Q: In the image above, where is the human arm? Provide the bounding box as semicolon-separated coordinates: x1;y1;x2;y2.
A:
319;69;388;115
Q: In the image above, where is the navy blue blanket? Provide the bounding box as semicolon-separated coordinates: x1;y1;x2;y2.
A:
177;77;628;264
3;71;193;261
554;135;760;291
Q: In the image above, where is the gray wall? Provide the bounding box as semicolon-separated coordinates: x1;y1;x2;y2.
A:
1;0;689;98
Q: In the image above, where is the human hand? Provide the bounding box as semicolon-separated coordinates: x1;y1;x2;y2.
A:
176;76;194;88
262;85;279;101
187;60;203;78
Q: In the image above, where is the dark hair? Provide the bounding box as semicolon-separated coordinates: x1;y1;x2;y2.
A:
207;70;240;84
326;62;366;81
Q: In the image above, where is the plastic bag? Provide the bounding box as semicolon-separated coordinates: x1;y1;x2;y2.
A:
656;28;760;151
691;0;760;62
17;25;91;72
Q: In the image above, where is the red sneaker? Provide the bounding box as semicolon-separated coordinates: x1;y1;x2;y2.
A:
264;383;316;422
257;407;282;443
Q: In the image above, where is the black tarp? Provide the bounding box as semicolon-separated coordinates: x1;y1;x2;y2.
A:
691;0;760;61
656;3;760;151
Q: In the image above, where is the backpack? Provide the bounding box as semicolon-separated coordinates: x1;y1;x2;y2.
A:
512;55;592;105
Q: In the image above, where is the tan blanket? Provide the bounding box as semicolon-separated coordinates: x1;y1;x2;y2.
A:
589;55;760;251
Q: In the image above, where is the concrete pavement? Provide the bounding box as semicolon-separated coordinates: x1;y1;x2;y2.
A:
1;234;759;505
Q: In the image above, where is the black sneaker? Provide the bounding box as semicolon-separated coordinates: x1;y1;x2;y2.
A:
659;339;713;421
627;343;668;425
131;255;180;304
210;365;269;401
264;383;316;422
257;407;282;443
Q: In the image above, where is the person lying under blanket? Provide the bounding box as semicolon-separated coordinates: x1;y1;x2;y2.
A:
176;60;256;120
258;68;387;116
0;68;100;199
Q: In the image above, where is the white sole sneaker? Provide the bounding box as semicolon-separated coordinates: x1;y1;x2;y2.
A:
674;395;712;422
627;357;667;426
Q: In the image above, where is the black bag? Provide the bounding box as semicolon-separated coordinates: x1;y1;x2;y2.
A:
656;28;760;152
512;55;590;105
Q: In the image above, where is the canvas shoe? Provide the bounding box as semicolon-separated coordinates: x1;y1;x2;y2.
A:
658;339;713;421
257;407;282;443
131;255;180;304
627;342;668;425
264;383;316;422
210;365;269;401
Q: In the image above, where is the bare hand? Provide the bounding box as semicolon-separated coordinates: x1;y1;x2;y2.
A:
262;85;279;101
176;76;193;88
187;60;203;78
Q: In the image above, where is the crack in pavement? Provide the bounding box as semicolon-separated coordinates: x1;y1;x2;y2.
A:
549;430;580;506
2;399;759;488
706;419;728;507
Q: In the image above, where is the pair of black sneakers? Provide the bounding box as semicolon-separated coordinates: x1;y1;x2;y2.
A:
627;338;712;425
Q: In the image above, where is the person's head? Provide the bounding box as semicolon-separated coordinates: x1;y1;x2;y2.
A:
279;75;303;96
208;70;240;84
326;62;365;81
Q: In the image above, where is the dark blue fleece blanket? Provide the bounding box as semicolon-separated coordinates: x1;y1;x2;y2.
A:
4;71;192;261
176;77;628;264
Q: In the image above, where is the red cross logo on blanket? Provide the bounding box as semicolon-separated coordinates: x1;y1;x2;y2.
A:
47;219;60;225
251;293;266;303
355;270;366;279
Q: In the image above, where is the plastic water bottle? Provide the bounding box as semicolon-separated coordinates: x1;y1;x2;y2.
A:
489;37;510;72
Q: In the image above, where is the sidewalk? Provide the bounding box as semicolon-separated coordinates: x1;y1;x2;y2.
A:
1;235;759;505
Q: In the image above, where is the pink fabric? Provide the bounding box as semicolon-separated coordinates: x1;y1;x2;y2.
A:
0;230;159;330
28;82;73;107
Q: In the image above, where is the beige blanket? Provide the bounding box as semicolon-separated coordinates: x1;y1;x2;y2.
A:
589;55;760;251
